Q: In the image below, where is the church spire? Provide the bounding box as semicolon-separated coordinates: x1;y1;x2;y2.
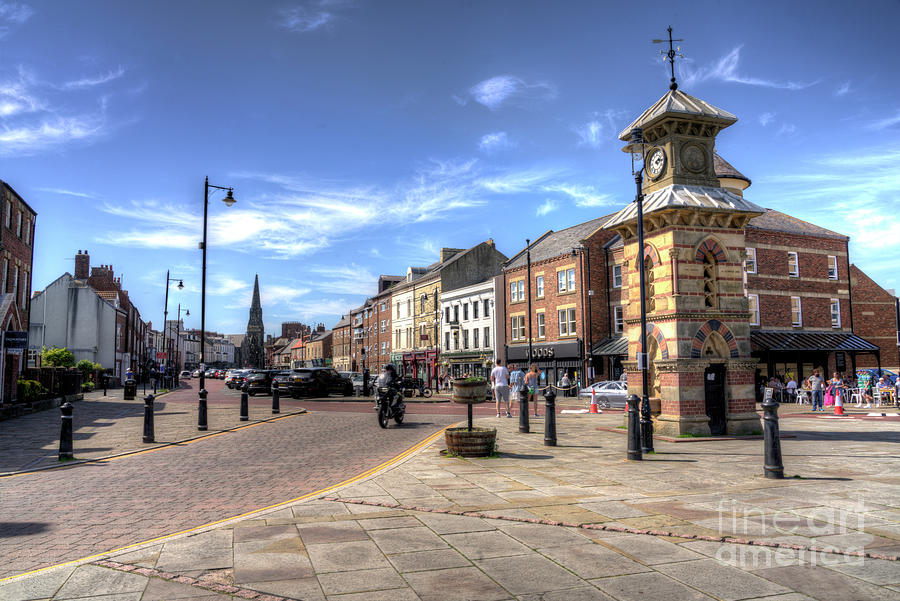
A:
251;274;261;310
243;273;265;368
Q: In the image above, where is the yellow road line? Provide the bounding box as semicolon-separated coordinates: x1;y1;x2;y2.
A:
0;423;450;583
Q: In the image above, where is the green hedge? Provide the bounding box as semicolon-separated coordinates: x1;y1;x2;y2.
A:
17;379;46;403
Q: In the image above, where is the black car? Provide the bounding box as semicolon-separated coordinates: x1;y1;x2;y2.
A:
289;368;353;398
245;370;275;395
272;370;294;391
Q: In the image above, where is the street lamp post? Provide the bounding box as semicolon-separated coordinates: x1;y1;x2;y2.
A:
176;304;190;379
163;272;184;389
198;176;236;431
622;127;654;456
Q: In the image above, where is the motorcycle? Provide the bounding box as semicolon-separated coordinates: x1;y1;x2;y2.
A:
375;382;406;428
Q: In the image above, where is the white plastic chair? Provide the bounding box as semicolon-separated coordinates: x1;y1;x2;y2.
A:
873;388;882;408
850;388;864;406
796;390;809;404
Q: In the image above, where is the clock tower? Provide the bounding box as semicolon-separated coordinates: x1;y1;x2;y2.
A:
604;87;765;437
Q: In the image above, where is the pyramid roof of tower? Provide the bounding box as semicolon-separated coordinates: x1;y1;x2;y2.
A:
619;89;737;140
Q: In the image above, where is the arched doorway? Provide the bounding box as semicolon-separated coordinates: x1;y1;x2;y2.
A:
702;332;730;436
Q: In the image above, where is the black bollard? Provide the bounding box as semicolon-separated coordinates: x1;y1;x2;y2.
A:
543;387;557;446
143;394;155;443
467;403;473;432
59;402;74;460
626;394;642;461
102;374;108;397
198;388;208;431
518;387;530;434
272;380;281;414
640;395;654;454
363;369;370;397
762;396;784;479
240;382;249;421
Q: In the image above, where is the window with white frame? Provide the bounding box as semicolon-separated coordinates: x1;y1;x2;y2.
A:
420;295;426;313
453;305;459;322
745;248;757;274
612;264;622;288
453;330;459;350
445;307;450;322
537;312;546;338
510;316;526;341
830;299;841;328
536;275;544;298
558;268;576;293
567;268;576;291
517;280;524;301
380;320;386;333
614;306;624;333
510;281;518;302
787;252;799;277
473;327;479;348
748;294;759;326
483;299;490;317
380;301;386;312
463;303;469;321
558;308;576;336
558;270;565;293
827;255;838;280
445;332;450;350
473;301;479;319
790;296;802;326
483;327;490;348
381;341;387;355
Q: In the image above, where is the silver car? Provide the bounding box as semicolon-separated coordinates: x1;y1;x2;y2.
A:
578;381;628;408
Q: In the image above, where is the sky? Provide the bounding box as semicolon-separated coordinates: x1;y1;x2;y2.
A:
4;0;900;337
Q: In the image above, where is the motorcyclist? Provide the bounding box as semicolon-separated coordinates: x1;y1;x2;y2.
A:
375;364;400;408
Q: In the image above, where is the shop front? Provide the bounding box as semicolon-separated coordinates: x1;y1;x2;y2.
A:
401;349;440;388
590;336;627;382
442;352;493;381
507;340;583;395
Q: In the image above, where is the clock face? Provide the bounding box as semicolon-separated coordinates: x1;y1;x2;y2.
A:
647;149;666;178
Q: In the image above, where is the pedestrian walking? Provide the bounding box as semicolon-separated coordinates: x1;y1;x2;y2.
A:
491;359;510;418
808;370;824;411
560;372;571;397
526;363;540;416
509;363;526;412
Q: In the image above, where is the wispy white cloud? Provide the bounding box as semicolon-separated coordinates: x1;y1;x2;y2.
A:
535;198;558;217
0;2;32;38
777;123;797;137
866;110;900;131
279;0;352;33
478;131;514;153
679;46;816;91
543;183;616;208
308;263;377;294
36;187;95;198
835;81;851;97
758;112;775;127
60;66;125;90
477;166;563;194
0;114;105;156
468;75;556;110
573;109;627;148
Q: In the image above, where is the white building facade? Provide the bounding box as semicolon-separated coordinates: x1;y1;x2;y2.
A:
440;277;497;379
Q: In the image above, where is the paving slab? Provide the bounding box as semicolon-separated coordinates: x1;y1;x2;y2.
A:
403;566;510;601
656;558;792;600
52;565;146;600
475;554;586;594
316;566;406;596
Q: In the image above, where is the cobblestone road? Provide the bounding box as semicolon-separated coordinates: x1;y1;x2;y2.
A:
0;385;457;580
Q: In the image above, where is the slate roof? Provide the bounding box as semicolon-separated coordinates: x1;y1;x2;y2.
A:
619;90;737;139
603;185;765;229
332;315;350;329
311;329;332;341
714;153;751;185
505;214;617;270
747;209;847;240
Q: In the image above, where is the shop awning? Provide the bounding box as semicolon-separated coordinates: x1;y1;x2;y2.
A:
591;337;628;356
750;331;880;353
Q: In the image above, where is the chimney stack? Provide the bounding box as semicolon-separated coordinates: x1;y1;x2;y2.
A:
75;249;90;279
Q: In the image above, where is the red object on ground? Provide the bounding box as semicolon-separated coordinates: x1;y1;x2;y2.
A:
590;389;599;413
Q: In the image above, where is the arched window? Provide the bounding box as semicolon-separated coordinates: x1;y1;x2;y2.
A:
702;251;717;309
643;255;656;313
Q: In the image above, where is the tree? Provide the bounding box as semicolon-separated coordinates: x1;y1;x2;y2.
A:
41;346;75;367
76;359;102;377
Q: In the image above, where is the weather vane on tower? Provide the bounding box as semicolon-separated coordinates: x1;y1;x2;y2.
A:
653;26;684;91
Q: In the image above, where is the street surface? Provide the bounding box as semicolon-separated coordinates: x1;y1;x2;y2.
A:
0;381;458;579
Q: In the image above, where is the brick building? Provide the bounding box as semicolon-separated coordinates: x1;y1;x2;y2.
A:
331;315;351;372
306;326;332;366
350;275;401;374
0;180;36;402
849;265;899;372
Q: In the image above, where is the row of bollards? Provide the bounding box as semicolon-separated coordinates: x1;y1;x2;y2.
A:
58;380;290;460
515;387;558;446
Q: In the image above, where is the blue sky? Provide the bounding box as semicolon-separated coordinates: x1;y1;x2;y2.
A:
4;1;899;336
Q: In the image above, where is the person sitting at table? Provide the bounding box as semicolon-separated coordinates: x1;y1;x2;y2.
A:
876;376;887;407
785;376;798;402
863;377;874;407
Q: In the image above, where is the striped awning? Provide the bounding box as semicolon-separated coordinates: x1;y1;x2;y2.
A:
750;331;879;353
591;336;628;356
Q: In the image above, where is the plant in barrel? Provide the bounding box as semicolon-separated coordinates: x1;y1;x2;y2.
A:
445;376;496;457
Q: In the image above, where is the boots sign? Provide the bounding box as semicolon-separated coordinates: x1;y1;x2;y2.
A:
531;347;554;359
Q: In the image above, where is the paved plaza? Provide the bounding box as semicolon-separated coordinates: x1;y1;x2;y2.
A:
2;395;899;600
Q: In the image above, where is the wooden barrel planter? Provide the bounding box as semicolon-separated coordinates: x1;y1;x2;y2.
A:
445;427;497;457
452;379;488;404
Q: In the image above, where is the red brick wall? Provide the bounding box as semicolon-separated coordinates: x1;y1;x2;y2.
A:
0;183;36;333
850;264;899;370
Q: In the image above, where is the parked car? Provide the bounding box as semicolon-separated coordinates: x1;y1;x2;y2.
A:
350;374;364;395
578;381;628;408
272;370;294;391
289;368;353;398
180;370;191;379
192;369;201;377
245;370;275;395
224;370;244;389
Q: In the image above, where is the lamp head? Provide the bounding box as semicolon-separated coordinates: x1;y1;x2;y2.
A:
621;127;648;158
222;188;236;207
185;309;190;317
177;280;184;290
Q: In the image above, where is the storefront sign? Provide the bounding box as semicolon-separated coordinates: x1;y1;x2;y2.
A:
531;347;554;358
507;340;581;362
835;351;846;372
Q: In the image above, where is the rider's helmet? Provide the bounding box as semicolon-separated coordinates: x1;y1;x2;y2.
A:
384;363;396;374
